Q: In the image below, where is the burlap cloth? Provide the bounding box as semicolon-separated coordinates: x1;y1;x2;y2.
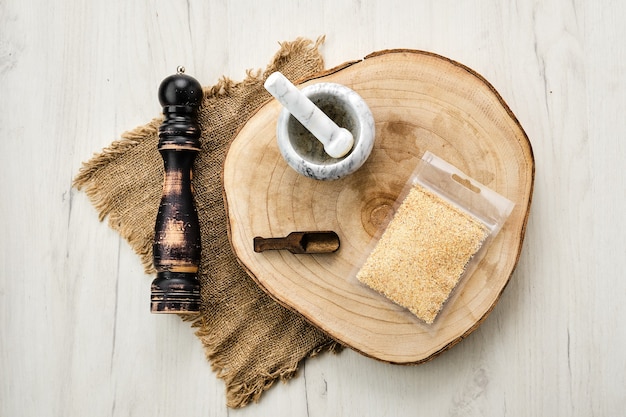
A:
74;37;342;408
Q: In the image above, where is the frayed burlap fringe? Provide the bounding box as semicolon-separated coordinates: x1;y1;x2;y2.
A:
74;36;342;408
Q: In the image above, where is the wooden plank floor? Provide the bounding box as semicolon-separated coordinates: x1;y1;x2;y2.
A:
1;1;624;415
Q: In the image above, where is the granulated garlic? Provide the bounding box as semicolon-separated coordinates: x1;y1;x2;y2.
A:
356;184;489;324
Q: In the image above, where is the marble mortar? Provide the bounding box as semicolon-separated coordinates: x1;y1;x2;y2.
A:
276;83;375;181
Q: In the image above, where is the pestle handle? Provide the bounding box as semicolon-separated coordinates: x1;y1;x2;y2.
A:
264;72;354;158
151;67;203;314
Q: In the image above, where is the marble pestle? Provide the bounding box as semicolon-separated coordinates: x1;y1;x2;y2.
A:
264;72;355;159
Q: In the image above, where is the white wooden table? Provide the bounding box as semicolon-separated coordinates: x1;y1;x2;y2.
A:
2;1;624;415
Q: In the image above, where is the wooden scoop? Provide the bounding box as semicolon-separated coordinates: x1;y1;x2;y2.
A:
253;231;340;254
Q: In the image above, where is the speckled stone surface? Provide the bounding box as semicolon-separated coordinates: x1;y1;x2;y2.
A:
276;82;375;180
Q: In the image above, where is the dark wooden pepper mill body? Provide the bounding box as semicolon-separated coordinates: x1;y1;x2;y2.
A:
151;67;203;314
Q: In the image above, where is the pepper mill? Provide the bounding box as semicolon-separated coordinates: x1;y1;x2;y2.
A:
151;66;203;314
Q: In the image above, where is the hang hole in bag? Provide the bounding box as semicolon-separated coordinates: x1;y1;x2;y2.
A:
452;173;481;194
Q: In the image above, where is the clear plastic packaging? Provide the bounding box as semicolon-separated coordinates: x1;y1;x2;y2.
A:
354;151;515;326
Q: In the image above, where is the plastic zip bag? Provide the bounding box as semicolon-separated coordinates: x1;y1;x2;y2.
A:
355;151;515;326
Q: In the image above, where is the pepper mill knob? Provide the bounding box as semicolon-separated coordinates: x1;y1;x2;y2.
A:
151;67;203;314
